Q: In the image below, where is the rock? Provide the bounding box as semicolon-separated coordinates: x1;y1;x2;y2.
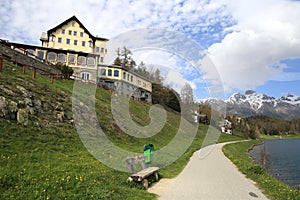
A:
18;100;26;108
56;111;65;122
34;99;42;110
0;85;16;96
27;106;35;115
0;96;8;117
17;109;28;126
8;100;18;119
24;98;33;107
17;85;32;98
54;102;64;111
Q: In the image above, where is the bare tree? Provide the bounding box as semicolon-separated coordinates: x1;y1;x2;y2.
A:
180;83;194;104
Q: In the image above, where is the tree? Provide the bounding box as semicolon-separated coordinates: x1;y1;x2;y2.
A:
135;61;150;78
167;88;181;112
113;48;122;66
180;83;194;104
113;46;136;69
180;83;196;123
150;68;163;84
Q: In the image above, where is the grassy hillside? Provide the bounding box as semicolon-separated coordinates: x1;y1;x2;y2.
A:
0;63;242;199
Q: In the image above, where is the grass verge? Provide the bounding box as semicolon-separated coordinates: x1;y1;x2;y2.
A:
0;63;244;199
222;140;300;200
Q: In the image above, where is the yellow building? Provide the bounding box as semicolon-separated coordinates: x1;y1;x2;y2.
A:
98;65;152;102
40;15;107;59
39;15;108;81
4;15;152;102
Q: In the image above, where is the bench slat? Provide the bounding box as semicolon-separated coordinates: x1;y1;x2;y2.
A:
131;167;159;181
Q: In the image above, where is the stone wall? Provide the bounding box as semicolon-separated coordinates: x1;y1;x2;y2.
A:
0;42;60;74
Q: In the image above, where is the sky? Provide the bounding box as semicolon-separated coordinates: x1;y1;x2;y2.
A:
0;0;299;100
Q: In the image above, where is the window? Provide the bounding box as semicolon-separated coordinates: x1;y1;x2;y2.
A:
82;73;90;80
114;70;119;77
66;39;70;44
68;30;72;35
108;69;112;76
143;82;146;87
61;29;65;34
57;53;66;62
82;41;85;46
47;52;57;61
78;56;86;65
58;37;62;43
74;40;78;45
127;74;130;81
73;31;77;36
100;69;106;76
123;72;126;79
101;47;104;53
87;57;95;66
37;51;44;59
80;32;84;37
72;21;75;27
100;57;104;63
131;76;133;82
88;41;93;48
68;55;75;64
138;80;141;85
50;35;55;42
96;47;100;53
27;49;35;56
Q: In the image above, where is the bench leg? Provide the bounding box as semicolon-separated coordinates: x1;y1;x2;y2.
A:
142;179;149;189
154;171;159;181
127;177;133;182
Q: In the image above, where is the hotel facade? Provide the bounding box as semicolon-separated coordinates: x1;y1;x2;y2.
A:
6;16;152;102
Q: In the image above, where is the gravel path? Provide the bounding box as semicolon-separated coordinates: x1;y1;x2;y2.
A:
148;142;269;200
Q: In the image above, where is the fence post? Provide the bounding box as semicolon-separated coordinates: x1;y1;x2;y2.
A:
22;65;26;74
51;75;54;84
0;57;3;72
56;73;59;80
33;68;36;78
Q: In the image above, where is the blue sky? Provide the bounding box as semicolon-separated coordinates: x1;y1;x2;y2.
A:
0;0;299;100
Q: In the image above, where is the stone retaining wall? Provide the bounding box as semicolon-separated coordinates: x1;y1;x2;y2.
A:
0;42;60;74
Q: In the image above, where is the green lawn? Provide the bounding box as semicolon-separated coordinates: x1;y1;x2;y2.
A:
260;134;300;140
0;63;243;199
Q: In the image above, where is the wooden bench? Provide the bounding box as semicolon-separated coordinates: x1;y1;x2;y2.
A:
126;155;159;189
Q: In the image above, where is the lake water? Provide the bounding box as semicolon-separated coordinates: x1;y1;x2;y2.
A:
249;139;300;189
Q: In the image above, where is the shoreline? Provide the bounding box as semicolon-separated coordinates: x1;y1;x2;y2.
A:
223;140;300;199
248;138;300;190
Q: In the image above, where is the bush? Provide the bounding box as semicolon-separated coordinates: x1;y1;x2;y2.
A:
54;62;74;76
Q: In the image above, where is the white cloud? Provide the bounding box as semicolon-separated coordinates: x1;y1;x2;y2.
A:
1;0;299;97
203;0;300;92
0;0;231;45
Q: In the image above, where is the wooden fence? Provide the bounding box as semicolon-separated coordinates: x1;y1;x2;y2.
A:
0;39;70;83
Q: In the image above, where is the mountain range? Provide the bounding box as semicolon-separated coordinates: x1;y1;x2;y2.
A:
198;90;300;120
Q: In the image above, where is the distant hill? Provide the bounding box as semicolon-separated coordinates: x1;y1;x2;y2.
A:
198;90;300;120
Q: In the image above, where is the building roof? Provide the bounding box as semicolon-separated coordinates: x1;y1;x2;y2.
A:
47;15;108;42
8;42;99;57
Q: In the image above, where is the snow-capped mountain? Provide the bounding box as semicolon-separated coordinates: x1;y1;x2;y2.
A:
198;90;300;120
279;93;300;106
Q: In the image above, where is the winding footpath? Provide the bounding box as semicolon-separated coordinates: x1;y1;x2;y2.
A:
148;142;268;200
